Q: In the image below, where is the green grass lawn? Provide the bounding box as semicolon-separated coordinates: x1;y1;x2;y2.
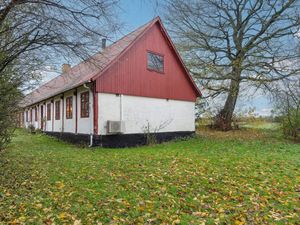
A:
0;129;299;224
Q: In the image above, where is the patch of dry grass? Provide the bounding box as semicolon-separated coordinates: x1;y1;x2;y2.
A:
197;126;271;141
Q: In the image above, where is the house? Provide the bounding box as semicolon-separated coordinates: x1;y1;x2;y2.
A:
20;17;201;147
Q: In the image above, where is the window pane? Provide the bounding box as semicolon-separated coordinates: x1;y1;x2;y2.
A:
55;101;60;120
81;92;89;118
47;103;51;120
66;97;73;119
147;52;164;73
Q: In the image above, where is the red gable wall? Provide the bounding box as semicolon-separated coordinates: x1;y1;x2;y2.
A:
95;22;198;102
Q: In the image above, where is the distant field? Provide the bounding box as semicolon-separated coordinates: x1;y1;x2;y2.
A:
0;128;299;224
239;121;280;130
197;118;280;130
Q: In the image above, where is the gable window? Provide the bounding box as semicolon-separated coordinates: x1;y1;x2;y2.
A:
55;100;60;120
66;96;73;119
47;103;51;121
147;51;164;73
35;107;38;121
80;92;89;118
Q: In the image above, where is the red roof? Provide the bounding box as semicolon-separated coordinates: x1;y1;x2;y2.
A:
22;17;201;107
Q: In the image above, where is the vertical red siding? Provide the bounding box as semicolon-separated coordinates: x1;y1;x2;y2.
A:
95;23;197;102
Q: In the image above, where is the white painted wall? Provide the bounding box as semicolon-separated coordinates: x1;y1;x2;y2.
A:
22;85;93;135
40;103;46;131
24;109;28;128
23;87;196;138
77;86;93;134
32;107;38;128
53;96;63;132
24;106;38;129
45;100;53;132
98;93;195;135
23;100;56;131
63;90;75;133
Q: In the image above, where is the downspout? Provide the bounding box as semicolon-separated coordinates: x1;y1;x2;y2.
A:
83;81;93;147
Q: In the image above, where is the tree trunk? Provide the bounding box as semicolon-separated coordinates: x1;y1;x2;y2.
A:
215;67;241;130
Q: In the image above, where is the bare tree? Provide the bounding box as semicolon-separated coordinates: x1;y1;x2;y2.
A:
0;0;120;74
162;0;300;130
0;0;120;149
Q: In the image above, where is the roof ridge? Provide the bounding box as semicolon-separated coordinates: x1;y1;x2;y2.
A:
109;16;159;46
90;17;160;81
87;17;158;72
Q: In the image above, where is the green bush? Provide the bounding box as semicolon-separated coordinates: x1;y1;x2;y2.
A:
0;69;22;151
281;108;300;140
273;81;300;141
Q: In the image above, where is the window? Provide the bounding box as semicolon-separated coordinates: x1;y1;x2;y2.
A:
55;100;60;120
47;103;51;121
147;51;164;73
26;111;28;122
30;109;33;122
66;96;73;119
35;107;38;121
80;92;89;118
